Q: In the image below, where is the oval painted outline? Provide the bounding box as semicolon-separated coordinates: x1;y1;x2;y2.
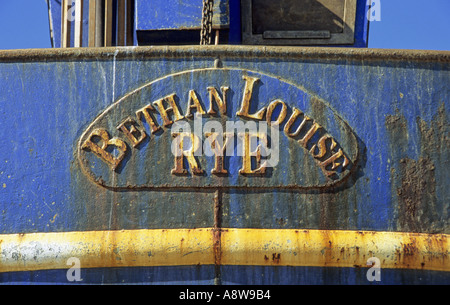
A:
77;68;361;191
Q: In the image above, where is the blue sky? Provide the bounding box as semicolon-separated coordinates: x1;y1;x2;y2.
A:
0;0;449;50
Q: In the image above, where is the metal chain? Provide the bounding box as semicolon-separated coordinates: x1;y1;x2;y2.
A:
200;0;214;45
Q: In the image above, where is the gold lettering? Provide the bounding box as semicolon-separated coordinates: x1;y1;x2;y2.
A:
117;117;147;147
320;148;350;177
236;75;266;120
207;86;229;116
136;103;161;134
205;132;233;175
298;122;322;147
283;108;322;146
171;132;204;175
283;108;310;137
153;93;184;127
82;128;127;171
186;90;206;118
238;132;267;176
310;135;337;159
266;99;287;126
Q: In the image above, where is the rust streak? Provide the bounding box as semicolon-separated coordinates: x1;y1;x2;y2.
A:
213;189;223;284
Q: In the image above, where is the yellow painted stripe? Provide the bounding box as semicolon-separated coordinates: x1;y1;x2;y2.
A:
221;229;449;272
0;229;214;273
0;228;448;273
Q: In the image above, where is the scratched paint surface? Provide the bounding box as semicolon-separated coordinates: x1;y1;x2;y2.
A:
136;0;230;30
0;47;448;284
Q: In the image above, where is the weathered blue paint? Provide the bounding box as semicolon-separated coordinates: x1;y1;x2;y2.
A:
353;0;370;47
136;0;230;30
48;0;62;48
0;266;448;285
0;47;448;284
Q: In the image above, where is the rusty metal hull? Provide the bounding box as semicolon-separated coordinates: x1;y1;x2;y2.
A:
0;46;448;284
